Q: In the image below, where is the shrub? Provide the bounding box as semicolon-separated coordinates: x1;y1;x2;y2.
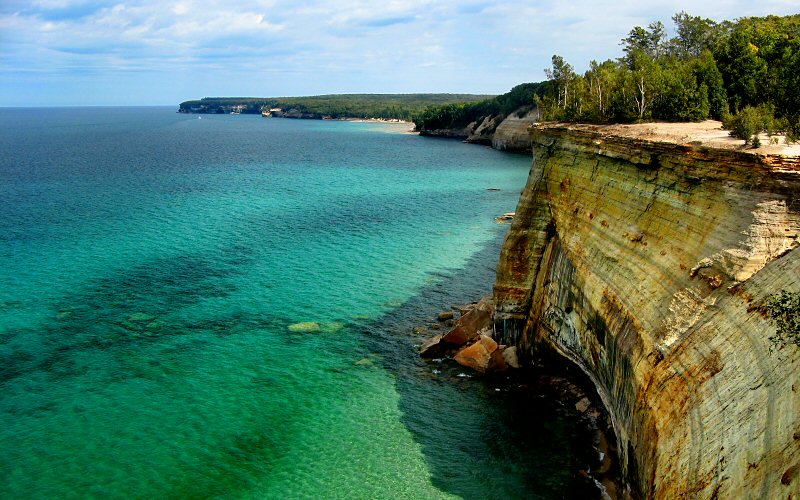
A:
764;290;800;350
723;105;775;145
786;117;800;144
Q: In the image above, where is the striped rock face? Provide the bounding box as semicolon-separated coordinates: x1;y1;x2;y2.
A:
494;122;800;498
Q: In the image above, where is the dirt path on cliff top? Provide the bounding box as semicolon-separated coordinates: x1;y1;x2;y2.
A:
562;119;800;157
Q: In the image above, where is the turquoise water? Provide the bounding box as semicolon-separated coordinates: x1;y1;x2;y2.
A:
0;108;591;498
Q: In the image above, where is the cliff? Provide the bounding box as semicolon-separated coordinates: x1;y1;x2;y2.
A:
419;107;539;153
493;121;800;498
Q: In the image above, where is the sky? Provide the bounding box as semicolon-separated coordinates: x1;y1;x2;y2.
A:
0;0;797;106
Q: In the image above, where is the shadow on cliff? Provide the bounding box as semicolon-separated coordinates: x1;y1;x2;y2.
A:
357;230;602;499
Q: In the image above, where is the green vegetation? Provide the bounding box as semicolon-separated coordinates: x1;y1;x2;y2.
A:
178;94;493;121
722;104;778;146
764;291;800;350
537;13;800;144
414;13;800;144
412;82;549;132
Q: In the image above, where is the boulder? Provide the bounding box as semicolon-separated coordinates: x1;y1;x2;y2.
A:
488;347;507;373
443;297;493;346
502;346;520;369
454;303;478;316
420;332;447;358
454;335;499;373
437;311;455;321
420;297;496;360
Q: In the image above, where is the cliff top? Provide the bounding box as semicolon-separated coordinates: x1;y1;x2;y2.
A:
535;120;800;158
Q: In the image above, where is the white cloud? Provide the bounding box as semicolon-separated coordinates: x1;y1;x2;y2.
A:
0;0;798;105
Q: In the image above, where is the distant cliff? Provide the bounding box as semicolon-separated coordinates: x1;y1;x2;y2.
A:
493;122;800;497
177;94;493;121
418;107;540;153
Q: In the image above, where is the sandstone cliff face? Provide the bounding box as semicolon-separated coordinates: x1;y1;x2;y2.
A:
491;109;539;152
419;107;539;153
494;123;800;498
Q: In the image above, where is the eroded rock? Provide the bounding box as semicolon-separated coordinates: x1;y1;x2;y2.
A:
453;334;498;373
420;297;494;358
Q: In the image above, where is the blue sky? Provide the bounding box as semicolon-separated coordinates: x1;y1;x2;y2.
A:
0;0;797;106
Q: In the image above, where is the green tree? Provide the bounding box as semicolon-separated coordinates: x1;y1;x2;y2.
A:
652;57;710;121
715;25;769;112
692;50;727;118
623;49;661;120
544;55;577;111
622;21;668;64
584;59;618;121
671;12;717;58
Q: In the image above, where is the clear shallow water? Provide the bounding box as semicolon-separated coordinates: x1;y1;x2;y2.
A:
0;108;590;498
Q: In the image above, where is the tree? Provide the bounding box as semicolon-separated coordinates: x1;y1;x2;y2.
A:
622;21;667;64
545;55;577;111
584;59;619;121
671;12;717;58
692;50;727;118
623;49;661;120
714;24;769;112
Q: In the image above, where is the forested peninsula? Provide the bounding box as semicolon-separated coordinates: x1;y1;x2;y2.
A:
177;94;492;121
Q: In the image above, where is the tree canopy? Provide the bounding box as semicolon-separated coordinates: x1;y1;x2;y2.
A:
536;12;800;141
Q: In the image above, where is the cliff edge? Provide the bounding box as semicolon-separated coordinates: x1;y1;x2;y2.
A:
494;121;800;498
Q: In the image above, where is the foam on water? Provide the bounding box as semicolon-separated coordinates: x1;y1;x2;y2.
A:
0;108;590;498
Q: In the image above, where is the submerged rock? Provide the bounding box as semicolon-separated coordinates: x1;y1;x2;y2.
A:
320;322;345;333
287;321;321;332
129;312;156;322
575;397;591;413
437;311;454;321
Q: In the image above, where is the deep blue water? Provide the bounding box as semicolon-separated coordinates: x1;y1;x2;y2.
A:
0;107;590;498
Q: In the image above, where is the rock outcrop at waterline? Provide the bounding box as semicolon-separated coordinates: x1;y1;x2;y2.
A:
419;298;521;373
493;122;800;498
418;107;540;153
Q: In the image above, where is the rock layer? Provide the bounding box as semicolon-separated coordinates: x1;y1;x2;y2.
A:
494;123;800;498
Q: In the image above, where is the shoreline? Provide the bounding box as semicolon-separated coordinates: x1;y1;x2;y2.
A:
416;299;630;499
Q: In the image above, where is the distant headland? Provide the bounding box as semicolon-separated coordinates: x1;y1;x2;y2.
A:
177;94;493;122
